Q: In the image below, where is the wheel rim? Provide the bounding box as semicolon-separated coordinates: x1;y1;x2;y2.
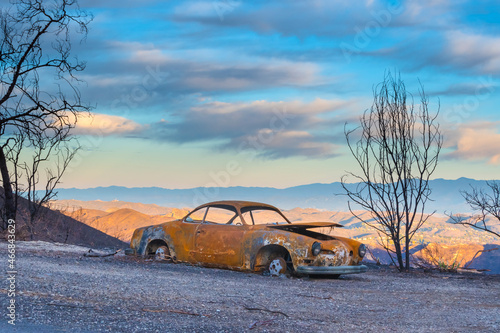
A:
155;246;168;261
268;257;287;276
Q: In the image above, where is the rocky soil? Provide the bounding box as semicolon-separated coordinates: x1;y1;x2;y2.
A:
1;241;499;332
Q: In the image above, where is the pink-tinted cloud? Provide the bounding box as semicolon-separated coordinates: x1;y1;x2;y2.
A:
444;122;500;164
73;113;144;136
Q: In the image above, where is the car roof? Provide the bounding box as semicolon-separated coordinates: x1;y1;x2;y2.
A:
197;200;280;211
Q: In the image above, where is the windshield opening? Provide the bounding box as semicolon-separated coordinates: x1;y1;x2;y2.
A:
240;206;290;225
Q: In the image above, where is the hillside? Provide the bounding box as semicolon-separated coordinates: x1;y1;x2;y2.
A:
0;195;126;249
63;207;189;242
54;199;174;215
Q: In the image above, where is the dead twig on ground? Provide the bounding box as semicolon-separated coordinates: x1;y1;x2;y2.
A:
297;294;334;300
243;305;289;318
83;249;122;258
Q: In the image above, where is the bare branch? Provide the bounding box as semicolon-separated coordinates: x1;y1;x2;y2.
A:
448;181;500;238
0;0;92;233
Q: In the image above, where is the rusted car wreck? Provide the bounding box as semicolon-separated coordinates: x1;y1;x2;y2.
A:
127;201;367;277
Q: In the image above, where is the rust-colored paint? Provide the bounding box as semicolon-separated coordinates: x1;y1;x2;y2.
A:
129;200;367;275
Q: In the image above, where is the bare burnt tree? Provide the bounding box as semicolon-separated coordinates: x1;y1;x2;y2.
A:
17;129;79;238
341;73;442;271
449;181;500;238
0;0;91;230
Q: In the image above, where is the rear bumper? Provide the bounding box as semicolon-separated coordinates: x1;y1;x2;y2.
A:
296;264;368;275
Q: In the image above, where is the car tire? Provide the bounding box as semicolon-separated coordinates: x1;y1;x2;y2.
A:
154;245;170;261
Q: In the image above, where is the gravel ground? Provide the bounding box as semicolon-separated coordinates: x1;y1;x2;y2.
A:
1;241;499;333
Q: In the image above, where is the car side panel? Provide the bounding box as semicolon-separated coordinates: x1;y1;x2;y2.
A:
165;221;199;263
193;223;247;268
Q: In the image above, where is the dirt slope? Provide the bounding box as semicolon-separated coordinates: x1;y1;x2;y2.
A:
0;194;125;249
63;208;178;242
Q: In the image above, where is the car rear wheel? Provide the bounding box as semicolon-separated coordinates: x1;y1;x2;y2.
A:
154;245;170;261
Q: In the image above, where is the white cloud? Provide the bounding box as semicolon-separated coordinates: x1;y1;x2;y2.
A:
191;98;347;116
74;113;144;136
148;98;350;158
446;31;500;74
252;130;336;158
173;1;217;17
80;40;321;105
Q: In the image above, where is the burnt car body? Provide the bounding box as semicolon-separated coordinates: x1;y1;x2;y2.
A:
127;201;367;276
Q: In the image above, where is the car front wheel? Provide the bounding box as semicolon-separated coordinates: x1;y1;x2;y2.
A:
267;256;288;276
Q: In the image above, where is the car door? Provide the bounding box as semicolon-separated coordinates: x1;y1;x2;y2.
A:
175;207;207;263
193;206;246;268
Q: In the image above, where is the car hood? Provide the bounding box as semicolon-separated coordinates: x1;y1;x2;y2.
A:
267;222;343;231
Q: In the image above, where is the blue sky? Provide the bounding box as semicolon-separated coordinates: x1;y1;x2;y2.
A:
23;0;500;188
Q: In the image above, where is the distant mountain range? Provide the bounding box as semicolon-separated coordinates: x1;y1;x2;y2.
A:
55;178;497;214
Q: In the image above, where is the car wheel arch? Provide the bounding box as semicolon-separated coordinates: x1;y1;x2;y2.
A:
146;239;175;259
145;239;169;256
